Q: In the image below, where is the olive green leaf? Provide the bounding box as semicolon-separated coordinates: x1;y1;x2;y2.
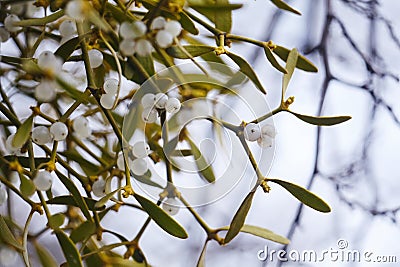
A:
268;179;331;212
94;187;124;209
282;48;298;99
270;0;301;15
179;11;199;35
12;115;33;148
47;195;104;211
55;230;83;267
166;45;216;59
223;191;255;244
133;170;164;189
70;221;96;244
134;194;188;239
55;37;80;61
0;215;24;251
273;45;318;72
19;174;36;197
187;136;216;183
226;51;267;94
48;213;65;230
264;46;287;74
35;243;58;267
218;225;289;244
196;241;208;267
288;111;352;126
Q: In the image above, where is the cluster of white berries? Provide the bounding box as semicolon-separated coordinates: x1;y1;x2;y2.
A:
35;51;63;102
117;141;151;176
161;197;180;215
244;123;276;148
0;184;8;206
31;121;68;145
59;19;77;44
100;78;118;109
72;117;92;139
119;20;152;57
151;17;182;48
34;170;53;191
141;93;181;123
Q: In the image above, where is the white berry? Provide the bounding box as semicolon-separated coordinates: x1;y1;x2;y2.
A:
34;171;53;191
4;14;22;32
100;93;115;109
59;19;77;37
244;123;261;142
0;186;8;206
141;93;156;108
120;21;135;39
162;197;180;215
119;38;135;56
32;126;53;145
130;158;148;176
150;16;166;30
132;141;150;158
5;134;21;154
131;21;147;38
0;27;10;42
164;20;182;37
88;49;103;68
50;122;68;141
257;136;273;148
135;39;152;57
37;51;63;74
65;0;87;21
142;107;158;123
92;179;106;197
35;80;57;102
156;30;173;48
155;93;168;109
261;124;276;138
103;78;119;95
0;247;18;266
165;98;181;114
72;117;91;139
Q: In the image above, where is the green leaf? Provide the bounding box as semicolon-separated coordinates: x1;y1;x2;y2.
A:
270;0;301;15
70;221;96;244
166;45;216;59
226;52;267;94
273;45;318;72
55;230;83;267
35;243;58;267
196;241;208;267
134;194;188;239
187;137;216;183
57;172;93;222
47;195;104;211
179;11;199;35
218;225;289;244
282;48;298;98
268;179;331;212
0;215;24;251
288;111;352;126
48;213;65;229
94;187;124;209
133;170;164;189
164;135;180;156
19;174;36;197
12;115;33;148
264;47;287;74
55;37;80;61
223;191;255;244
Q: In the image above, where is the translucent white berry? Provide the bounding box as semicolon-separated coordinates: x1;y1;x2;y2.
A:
92;179;106;197
130;158;148;176
59;19;77;37
261;124;276;138
50;122;68;141
0;186;8;206
244;123;261;142
162;197;180;215
65;0;88;21
100;93;115;109
155;93;168;109
257;136;273;148
150;16;166;30
72;117;92;139
117;152;125;170
155;30;173;48
164;20;182;37
131;21;147;38
0;247;18;266
135;39;152;57
4;14;22;32
6;134;21;154
34;171;53;191
103;78;118;95
132;141;150;158
120;22;135;39
165;97;181;114
119;38;135;56
37;51;63;74
0;27;10;42
141;93;156;108
142;107;158;123
88;49;103;68
32;126;53;145
35;80;57;102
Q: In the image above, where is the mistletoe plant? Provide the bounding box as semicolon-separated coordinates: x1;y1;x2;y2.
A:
0;0;351;266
